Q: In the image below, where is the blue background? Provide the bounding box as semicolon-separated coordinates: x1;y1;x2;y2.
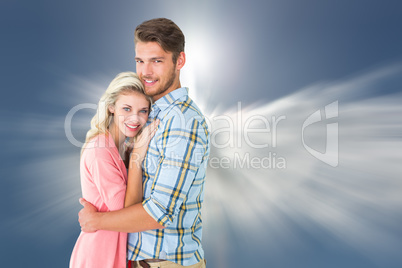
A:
1;1;402;267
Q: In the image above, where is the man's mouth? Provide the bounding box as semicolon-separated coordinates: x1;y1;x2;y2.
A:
144;79;157;86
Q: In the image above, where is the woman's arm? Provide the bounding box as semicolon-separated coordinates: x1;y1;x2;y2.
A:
124;119;159;207
124;153;144;207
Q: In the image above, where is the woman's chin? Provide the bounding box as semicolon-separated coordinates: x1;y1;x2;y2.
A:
124;130;139;138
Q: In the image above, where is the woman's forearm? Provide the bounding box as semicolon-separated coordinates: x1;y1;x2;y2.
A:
124;155;143;208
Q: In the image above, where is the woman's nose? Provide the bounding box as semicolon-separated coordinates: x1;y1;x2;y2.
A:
126;113;140;122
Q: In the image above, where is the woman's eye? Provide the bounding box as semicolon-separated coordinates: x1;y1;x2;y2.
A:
123;107;130;112
140;109;148;114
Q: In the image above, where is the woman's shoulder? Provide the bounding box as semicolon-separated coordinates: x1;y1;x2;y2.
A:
85;133;110;147
82;134;116;159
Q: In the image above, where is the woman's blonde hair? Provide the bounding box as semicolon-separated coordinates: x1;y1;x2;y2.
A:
84;72;151;145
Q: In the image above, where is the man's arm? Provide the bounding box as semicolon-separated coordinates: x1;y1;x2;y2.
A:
79;198;164;233
140;115;208;227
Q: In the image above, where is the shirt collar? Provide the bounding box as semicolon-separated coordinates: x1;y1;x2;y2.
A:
151;87;188;116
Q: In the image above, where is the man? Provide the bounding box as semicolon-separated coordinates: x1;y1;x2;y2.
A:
78;18;210;268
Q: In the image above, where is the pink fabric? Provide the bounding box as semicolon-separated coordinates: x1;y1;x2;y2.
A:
70;134;128;268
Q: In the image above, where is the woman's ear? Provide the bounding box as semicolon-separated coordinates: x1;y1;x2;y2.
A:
108;105;115;114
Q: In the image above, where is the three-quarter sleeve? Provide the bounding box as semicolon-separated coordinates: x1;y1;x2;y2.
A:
89;148;127;211
142;115;208;227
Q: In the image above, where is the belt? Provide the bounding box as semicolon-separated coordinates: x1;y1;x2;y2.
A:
131;259;165;268
138;260;151;268
130;258;206;268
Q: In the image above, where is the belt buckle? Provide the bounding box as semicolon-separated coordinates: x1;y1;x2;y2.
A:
139;260;151;268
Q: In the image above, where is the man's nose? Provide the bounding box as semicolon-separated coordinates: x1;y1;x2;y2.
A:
141;63;153;76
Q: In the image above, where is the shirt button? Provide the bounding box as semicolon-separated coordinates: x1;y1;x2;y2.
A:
160;251;167;259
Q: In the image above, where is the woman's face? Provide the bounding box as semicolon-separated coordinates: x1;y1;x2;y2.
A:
109;91;150;139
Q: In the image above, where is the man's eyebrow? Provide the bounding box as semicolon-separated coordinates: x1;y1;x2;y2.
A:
134;56;165;61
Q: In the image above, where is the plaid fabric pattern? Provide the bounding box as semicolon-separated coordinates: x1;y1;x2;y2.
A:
127;88;210;266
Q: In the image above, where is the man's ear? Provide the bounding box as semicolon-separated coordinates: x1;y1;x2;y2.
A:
108;105;115;114
176;51;186;71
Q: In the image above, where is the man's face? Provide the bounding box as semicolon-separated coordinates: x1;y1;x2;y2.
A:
135;41;181;101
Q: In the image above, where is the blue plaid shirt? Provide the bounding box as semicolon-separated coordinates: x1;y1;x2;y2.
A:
127;87;210;265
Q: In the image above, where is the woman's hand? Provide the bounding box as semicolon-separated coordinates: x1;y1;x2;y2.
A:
130;119;160;166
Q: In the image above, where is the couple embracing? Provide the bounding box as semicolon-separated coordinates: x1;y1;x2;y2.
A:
70;18;210;268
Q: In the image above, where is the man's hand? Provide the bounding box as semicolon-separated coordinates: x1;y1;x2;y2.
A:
78;198;99;233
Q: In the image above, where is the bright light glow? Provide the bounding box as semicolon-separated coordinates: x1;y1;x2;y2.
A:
3;63;402;267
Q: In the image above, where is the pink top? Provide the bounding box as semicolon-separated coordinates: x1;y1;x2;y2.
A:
70;134;128;268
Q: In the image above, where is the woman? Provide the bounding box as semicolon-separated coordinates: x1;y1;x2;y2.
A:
70;72;159;268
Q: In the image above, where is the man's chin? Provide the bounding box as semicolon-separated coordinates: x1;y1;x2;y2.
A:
144;87;158;96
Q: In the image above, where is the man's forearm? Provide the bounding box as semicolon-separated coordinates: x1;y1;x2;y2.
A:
96;203;164;233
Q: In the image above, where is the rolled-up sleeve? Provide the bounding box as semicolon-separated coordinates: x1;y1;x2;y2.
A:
142;115;208;227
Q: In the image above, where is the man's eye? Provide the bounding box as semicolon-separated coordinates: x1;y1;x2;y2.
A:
136;60;143;63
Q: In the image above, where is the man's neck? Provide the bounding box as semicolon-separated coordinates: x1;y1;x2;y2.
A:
153;81;182;102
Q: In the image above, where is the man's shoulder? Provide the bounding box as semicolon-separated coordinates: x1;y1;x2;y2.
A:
167;95;207;123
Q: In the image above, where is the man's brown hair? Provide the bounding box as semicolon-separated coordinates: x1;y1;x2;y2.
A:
134;18;185;64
